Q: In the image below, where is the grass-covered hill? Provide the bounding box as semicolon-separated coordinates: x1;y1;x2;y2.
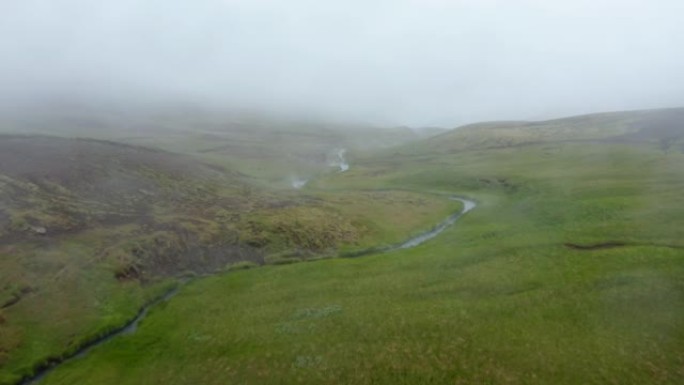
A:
29;108;684;385
0;134;458;384
0;135;266;383
410;107;684;153
0;134;261;272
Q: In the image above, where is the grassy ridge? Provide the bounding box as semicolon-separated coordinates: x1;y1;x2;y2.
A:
35;110;684;384
412;107;684;153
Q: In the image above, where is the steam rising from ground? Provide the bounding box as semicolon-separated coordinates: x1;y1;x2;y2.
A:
335;149;350;173
289;148;349;189
291;177;309;189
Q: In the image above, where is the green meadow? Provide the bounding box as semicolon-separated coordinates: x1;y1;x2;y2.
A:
21;109;684;384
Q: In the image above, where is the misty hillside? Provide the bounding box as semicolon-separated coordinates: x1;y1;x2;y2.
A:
315;107;684;249
0;103;439;183
419;108;684;153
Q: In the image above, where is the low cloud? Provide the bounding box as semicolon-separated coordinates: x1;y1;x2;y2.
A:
1;0;683;126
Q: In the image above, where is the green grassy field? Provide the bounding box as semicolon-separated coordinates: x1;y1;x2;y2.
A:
19;109;684;384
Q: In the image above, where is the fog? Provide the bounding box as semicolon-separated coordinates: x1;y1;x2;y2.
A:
1;0;683;126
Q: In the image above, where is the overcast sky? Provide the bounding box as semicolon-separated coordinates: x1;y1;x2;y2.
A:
1;0;683;126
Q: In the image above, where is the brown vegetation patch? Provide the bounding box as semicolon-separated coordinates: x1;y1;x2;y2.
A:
114;264;142;282
0;135;199;180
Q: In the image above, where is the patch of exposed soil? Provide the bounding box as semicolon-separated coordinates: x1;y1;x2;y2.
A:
564;241;684;251
564;242;628;250
1;286;33;309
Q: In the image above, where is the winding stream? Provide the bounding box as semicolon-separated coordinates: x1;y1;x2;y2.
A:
20;288;180;385
20;197;476;384
342;197;477;258
397;198;476;249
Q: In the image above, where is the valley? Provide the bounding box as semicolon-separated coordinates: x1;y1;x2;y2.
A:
1;108;683;384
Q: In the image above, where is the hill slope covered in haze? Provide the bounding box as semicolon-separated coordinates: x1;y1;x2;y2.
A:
0;102;440;185
418;107;684;153
26;107;684;385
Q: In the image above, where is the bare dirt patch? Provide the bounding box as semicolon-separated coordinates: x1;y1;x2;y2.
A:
564;242;628;250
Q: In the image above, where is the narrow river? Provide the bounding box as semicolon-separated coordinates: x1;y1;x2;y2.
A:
397;198;476;249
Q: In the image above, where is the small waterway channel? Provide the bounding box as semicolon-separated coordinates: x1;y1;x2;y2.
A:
342;197;477;258
19;288;180;385
397;198;476;249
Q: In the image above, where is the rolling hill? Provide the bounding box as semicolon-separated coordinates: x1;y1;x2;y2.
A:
409;107;684;153
24;108;684;385
0;107;682;384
